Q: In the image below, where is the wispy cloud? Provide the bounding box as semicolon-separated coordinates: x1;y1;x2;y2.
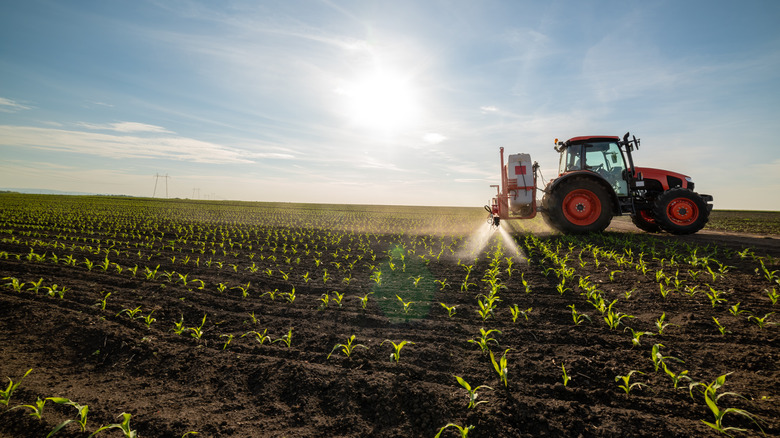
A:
76;121;172;133
0;124;263;164
0;97;33;113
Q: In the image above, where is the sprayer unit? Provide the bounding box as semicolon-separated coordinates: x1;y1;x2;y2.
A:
485;146;539;227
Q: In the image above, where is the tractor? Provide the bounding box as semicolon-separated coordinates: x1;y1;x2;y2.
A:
485;132;713;234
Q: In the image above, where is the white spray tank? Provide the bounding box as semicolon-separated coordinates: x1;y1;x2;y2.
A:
506;153;534;215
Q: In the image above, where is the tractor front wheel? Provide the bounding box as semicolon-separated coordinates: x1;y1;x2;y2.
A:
542;177;614;234
652;188;709;235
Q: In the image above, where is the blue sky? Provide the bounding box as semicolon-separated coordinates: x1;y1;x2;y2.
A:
1;0;779;210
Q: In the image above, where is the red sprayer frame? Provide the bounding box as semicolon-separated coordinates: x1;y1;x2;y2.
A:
489;147;538;221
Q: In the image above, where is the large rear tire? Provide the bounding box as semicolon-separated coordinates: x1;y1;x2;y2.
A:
631;209;662;233
541;177;614;234
652;188;709;235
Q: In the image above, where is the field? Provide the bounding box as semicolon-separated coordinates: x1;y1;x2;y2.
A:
1;194;778;438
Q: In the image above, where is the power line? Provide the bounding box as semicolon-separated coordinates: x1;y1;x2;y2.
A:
153;173;170;198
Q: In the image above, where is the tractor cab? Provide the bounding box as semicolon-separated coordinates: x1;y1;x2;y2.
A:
555;136;629;197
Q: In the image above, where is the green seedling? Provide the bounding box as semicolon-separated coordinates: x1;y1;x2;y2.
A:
273;328;293;348
381;340;414;363
616;370;644;394
221;334;234;350
45;284;68;299
141;310;156;328
242;329;272;345
655;312;677;336
282;287;296;304
440;302;457;317
561;363;571;386
356;292;373;310
231;282;251;298
728;302;751;317
27;278;45;294
88;412;136;438
651;343;684;372
260;289;278;300
766;287;779;305
11;396;46;420
318;293;331;310
45;397;89;435
625;327;653;347
3;277;26;292
396;295;414;314
435;423;474;438
748;312;776;329
689;373;765;437
489;348;511;387
331;291;344;307
454;375;492;409
189;314;207;340
713;317;730;335
1;368;32;406
171;315;186;335
327;335;368;359
468;328;501;354
116;306;142;319
95;291;111;310
509;305;532;323
568;304;591;325
661;362;692;389
247;312;258;324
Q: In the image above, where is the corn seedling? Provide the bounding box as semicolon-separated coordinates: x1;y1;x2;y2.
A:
3;277;25;292
11;396;46;420
273;328;293;348
327;335;368;359
356;292;373;310
318;293;331;310
625;327;653;347
489;348;511;387
661;362;692;389
396;295;414;314
705;285;728;308
232;282;251;299
568;304;591;325
141;310;156;328
27;277;45;293
242;329;272;345
651;343;684;372
748;312;775;329
221;334;234;350
603;301;633;330
728;302;751;317
171;315;186;334
435;423;474;438
381;339;414;363
561;363;571;386
508;304;531;323
116;306;142;319
189;314;207;340
46;397;89;434
95;291;111;310
453;375;492;409
282;287;297;304
713;317;731;335
615;370;644;394
766;287;778;305
440;302;457;317
468;328;501;354
689;373;765;437
331;291;344;307
609;270;622;282
655;312;677;336
88;412;137;438
0;368;32;406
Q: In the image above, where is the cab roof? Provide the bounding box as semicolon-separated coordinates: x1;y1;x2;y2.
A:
566;135;620;144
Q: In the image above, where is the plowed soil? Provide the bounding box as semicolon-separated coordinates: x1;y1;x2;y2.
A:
1;197;778;438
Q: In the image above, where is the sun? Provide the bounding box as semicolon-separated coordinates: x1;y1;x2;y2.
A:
336;68;421;132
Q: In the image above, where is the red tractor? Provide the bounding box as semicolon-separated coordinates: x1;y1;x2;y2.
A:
486;132;713;234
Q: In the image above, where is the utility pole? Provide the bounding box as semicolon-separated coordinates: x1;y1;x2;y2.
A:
153;173;170;198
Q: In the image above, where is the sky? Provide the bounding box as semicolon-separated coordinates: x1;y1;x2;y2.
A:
1;0;779;210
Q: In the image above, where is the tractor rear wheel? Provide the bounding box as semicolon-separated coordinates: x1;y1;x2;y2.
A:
631;209;662;233
652;188;709;235
541;177;614;234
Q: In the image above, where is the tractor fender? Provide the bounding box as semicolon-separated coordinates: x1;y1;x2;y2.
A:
544;171;621;215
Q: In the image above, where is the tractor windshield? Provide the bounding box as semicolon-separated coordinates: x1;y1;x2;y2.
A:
584;142;628;196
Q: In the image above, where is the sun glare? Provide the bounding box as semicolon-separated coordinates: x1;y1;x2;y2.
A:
337;69;420;132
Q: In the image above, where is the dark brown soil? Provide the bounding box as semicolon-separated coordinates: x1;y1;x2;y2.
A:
1;198;778;437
